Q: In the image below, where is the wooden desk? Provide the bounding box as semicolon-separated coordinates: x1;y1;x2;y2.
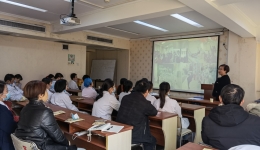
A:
70;96;94;113
149;112;178;150
70;96;205;144
15;100;133;150
177;142;217;150
67;89;82;96
181;104;205;144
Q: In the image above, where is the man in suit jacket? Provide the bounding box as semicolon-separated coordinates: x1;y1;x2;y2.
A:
116;80;157;150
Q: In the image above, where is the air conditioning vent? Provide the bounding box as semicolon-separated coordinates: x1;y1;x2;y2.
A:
87;36;113;44
55;41;75;44
0;19;45;32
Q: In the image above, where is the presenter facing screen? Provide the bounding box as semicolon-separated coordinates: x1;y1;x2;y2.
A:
212;64;231;100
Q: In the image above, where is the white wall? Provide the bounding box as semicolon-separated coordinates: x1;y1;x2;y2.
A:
86;49;130;85
0;35;86;87
227;31;258;106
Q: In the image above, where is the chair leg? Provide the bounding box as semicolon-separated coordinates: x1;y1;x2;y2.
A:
179;136;182;147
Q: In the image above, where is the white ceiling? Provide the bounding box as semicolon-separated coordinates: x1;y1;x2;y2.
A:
0;0;139;21
1;0;259;40
90;11;223;38
233;0;260;25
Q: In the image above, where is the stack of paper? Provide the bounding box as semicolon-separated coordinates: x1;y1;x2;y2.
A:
65;118;84;123
53;110;65;116
102;125;124;133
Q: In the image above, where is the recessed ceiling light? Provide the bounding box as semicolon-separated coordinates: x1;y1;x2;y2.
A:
134;21;168;32
106;27;139;35
171;14;204;28
0;0;47;12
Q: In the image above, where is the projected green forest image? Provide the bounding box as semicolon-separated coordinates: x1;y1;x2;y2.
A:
152;36;219;93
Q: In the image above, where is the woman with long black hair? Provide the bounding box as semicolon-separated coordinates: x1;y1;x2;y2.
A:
153;82;189;128
92;78;120;120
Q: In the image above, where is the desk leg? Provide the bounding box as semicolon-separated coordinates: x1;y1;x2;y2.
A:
106;130;132;150
193;108;205;144
162;116;177;150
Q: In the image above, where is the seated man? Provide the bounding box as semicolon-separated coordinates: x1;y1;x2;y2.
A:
116;80;157;150
202;84;260;150
4;74;23;101
68;73;79;90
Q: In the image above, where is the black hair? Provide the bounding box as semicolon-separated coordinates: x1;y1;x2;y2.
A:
4;74;14;82
70;73;77;80
42;77;52;85
15;74;23;80
220;84;245;105
96;78;114;100
133;80;150;94
0;80;6;94
141;78;149;82
54;73;63;79
82;75;90;81
148;81;153;91
47;74;54;79
219;64;230;73
159;82;170;109
123;80;133;92
120;78;127;85
54;79;67;93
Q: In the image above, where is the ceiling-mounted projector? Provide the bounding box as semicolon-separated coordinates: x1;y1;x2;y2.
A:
60;0;80;26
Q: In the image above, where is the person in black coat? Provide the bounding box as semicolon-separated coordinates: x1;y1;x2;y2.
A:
212;64;231;100
116;80;158;150
202;84;260;150
0;81;17;150
15;80;77;150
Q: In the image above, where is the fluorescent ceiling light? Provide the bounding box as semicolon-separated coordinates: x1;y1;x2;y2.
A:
0;0;47;12
171;14;203;28
106;27;139;35
134;20;168;32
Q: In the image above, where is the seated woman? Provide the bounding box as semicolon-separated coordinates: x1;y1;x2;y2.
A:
116;78;127;95
146;81;156;104
42;77;53;102
50;79;79;111
153;82;189;128
118;80;133;103
92;79;120;120
0;81;17;150
81;75;90;90
82;78;97;99
15;80;77;150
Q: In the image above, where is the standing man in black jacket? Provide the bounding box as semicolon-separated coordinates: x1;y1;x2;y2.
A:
212;64;231;100
202;84;260;150
116;80;158;150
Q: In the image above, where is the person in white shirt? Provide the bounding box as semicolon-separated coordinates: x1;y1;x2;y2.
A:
92;79;120;120
49;73;63;93
4;74;23;101
81;75;90;90
118;80;133;102
146;81;157;105
153;82;189;128
82;78;97;99
50;79;79;111
14;74;23;89
68;73;79;90
42;77;53;102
